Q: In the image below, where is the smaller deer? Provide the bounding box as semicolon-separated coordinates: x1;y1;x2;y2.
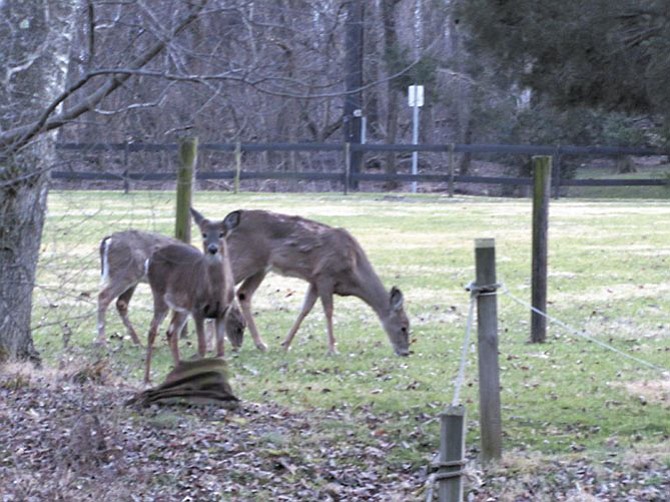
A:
144;208;241;383
96;230;245;349
97;230;180;345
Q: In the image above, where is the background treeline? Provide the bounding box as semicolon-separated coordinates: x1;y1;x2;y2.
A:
56;0;666;179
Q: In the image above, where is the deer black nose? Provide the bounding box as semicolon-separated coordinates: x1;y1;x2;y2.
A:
207;244;218;254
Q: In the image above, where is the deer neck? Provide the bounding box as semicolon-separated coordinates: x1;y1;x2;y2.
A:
200;255;225;292
351;261;391;320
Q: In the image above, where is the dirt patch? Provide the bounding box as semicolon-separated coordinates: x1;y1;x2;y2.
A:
618;378;670;408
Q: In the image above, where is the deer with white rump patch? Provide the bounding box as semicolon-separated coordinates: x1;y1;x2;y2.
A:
97;230;181;346
96;230;245;350
144;208;241;383
226;209;410;357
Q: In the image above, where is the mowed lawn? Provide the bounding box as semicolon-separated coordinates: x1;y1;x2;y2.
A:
35;190;669;465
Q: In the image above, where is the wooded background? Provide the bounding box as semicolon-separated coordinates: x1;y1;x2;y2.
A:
50;0;670;192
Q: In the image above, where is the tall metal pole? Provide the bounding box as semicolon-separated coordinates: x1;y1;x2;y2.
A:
411;99;420;193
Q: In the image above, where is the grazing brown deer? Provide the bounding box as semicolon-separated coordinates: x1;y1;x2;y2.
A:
226;209;410;356
97;230;180;346
96;230;245;349
144;208;241;383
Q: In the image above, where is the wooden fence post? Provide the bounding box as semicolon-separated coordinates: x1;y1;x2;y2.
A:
234;140;242;194
552;145;561;199
123;142;130;193
531;155;551;343
343;142;351;195
474;238;502;463
436;404;466;501
448;143;455;198
175;136;197;244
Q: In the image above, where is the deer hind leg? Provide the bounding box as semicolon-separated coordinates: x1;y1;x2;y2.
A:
237;271;268;351
166;310;189;365
281;283;318;352
116;284;142;345
97;281;134;345
144;302;169;384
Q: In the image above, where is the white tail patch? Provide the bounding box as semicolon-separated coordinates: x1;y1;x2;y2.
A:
100;237;112;286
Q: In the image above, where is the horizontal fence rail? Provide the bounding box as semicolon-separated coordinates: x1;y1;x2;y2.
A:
56;141;670;156
53;141;670;193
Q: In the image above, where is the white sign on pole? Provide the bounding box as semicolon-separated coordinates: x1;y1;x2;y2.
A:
408;85;424;193
408;85;424;107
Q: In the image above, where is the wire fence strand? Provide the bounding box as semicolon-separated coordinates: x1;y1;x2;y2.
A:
499;283;669;374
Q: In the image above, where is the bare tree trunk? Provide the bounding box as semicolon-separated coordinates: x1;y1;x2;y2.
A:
0;148;50;364
381;0;402;190
448;5;473;176
0;1;79;363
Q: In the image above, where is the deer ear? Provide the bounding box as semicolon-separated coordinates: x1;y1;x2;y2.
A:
224;210;241;232
389;286;404;310
190;207;205;226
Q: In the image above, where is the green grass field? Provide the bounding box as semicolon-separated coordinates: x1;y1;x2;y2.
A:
34;191;669;469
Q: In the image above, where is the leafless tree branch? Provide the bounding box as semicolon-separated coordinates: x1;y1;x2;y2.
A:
0;0;208;156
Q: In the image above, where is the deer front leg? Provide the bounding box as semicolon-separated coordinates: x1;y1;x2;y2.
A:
214;318;226;358
144;306;169;384
237;271;268;351
166;311;189;365
281;284;318;351
319;291;337;356
194;316;208;358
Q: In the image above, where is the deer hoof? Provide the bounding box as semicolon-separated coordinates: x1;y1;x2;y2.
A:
256;341;269;352
326;347;339;356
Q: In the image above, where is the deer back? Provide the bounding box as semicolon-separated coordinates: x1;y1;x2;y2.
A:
100;230;179;286
226;210;362;284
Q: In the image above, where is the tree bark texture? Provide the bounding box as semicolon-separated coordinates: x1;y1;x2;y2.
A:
0;148;50;363
0;1;79;363
381;0;402;189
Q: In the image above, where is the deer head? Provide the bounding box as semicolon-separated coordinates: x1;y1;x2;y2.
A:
191;207;240;258
382;286;410;357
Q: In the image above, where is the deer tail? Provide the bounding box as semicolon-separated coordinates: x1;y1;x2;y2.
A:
100;236;112;285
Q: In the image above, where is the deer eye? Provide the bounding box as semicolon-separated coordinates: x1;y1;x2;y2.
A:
202;233;207;238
